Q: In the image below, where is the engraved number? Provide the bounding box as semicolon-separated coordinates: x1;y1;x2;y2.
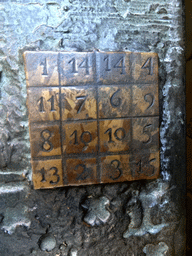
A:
81;131;92;144
141;57;153;75
69;57;78;73
70;130;92;145
114;128;126;140
70;130;78;145
69;57;90;75
37;96;45;112
49;167;60;184
104;55;111;71
47;95;56;111
40;58;48;76
136;160;142;174
110;89;121;107
75;164;93;181
76;95;87;113
114;56;125;74
144;93;154;110
105;128;113;143
79;57;89;75
104;55;125;74
38;167;60;184
132;158;156;177
105;127;126;143
39;167;46;182
37;95;57;112
41;129;53;151
143;124;152;144
110;159;123;180
148;158;156;176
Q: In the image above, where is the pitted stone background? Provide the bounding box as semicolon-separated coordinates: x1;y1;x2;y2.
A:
0;0;185;255
186;0;192;254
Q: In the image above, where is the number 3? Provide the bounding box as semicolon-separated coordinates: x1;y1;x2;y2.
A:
109;160;122;180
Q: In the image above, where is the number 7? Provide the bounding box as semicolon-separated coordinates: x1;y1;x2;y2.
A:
76;95;87;113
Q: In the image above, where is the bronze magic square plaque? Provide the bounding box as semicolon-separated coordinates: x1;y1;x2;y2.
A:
24;51;159;189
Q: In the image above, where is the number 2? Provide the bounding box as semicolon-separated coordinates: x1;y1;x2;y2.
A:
144;93;154;110
75;164;93;181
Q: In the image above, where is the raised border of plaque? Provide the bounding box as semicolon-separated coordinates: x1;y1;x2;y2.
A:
24;51;159;189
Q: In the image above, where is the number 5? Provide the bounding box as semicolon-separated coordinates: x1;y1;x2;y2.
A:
143;124;152;144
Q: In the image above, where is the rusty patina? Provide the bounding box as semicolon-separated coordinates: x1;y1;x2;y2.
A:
24;51;159;189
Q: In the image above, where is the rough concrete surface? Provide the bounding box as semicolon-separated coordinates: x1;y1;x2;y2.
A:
0;0;185;255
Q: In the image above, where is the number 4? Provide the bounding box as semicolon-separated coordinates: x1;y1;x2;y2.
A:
114;57;125;74
79;57;89;75
141;57;153;75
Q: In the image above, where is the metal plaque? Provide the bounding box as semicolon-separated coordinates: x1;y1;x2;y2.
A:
24;51;159;189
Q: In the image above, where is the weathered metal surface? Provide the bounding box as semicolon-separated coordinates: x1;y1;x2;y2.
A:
24;51;159;189
0;1;185;255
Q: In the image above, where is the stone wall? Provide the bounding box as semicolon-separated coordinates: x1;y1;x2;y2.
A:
186;0;192;254
0;0;186;255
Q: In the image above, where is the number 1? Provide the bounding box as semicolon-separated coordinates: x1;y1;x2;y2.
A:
40;58;48;76
69;57;78;73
